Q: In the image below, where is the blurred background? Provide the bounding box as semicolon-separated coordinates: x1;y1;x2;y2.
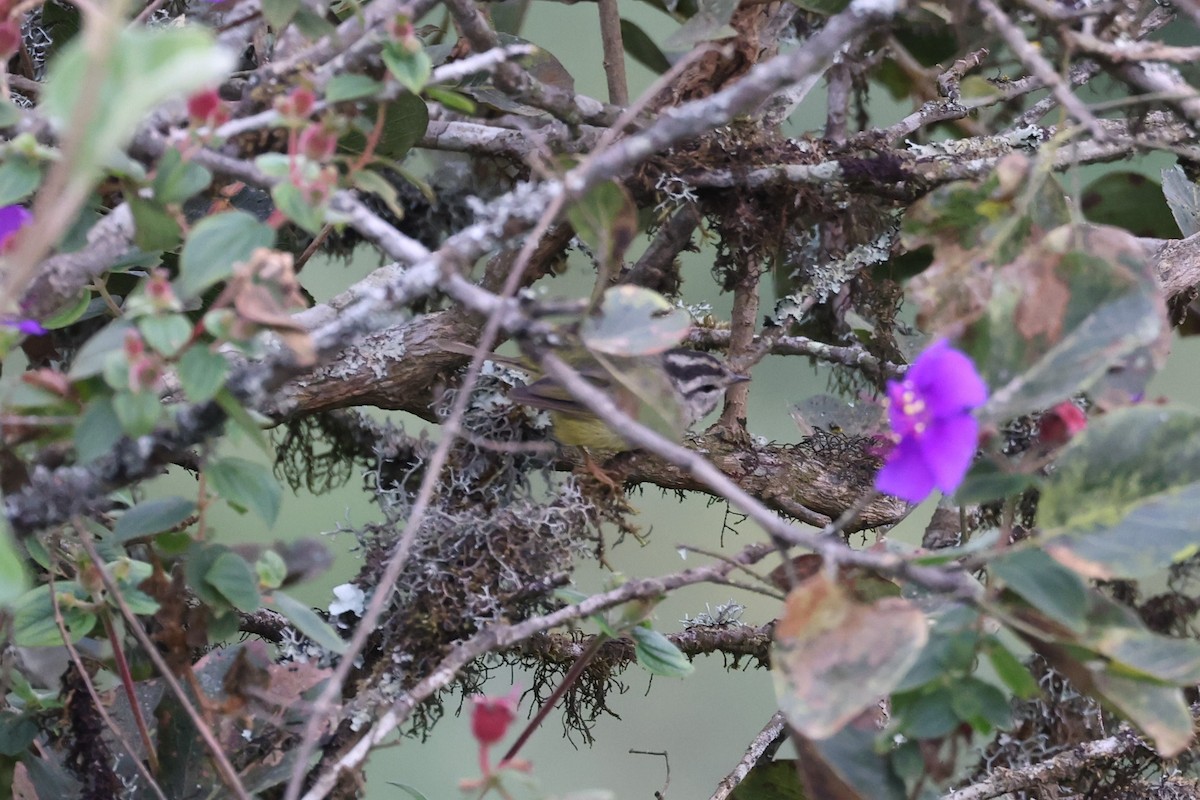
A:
3;1;1195;795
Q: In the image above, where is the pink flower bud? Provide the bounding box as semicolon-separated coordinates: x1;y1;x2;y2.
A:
124;330;146;359
470;689;520;746
129;356;164;393
297;123;338;162
277;87;317;120
145;269;181;311
187;89;226;127
1039;401;1087;446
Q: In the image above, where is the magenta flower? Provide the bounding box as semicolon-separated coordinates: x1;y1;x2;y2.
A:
0;205;31;251
875;339;987;503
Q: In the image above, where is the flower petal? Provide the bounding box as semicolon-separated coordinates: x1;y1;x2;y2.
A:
875;437;937;503
907;340;987;416
917;413;979;493
0;205;31;249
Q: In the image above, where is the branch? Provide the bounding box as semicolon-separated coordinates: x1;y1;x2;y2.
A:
710;712;788;800
943;727;1152;800
300;543;778;800
976;0;1106;141
516;624;773;667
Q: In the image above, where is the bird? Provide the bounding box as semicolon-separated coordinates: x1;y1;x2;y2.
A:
443;342;750;453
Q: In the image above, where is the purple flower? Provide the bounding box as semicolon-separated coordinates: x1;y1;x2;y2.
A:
0;205;31;251
2;317;46;336
875;339;987;503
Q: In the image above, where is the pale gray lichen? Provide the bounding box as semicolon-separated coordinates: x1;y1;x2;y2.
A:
681;600;747;628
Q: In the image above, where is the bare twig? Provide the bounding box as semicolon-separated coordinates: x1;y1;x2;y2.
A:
976;0;1106;141
73;519;251;800
597;0;629;106
710;712;788;800
48;576;169;800
300;543;779;800
943;727;1151;800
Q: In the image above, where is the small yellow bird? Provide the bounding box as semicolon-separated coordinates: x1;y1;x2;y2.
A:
444;343;749;452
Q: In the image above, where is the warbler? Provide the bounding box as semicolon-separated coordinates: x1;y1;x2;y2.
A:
446;343;750;452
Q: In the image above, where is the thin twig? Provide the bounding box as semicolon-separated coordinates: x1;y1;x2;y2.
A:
942;727;1151;800
977;0;1106;141
710;712;788;800
72;518;251;800
48;574;169;800
301;543;778;800
597;0;629;106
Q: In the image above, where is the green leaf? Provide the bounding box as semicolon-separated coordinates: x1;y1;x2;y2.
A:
729;761;808;800
254;153;291;180
255;550;287;590
138;313;193;357
352;170;407;221
387;783;433;800
340;94;429;161
271;590;348;654
67;319;133;380
178;346;229;403
620;19;671;74
261;0;301;30
381;43;433;94
75;397;122;463
1040;405;1200;579
892;685;958;738
121;586;160;615
0;531;30;607
952;459;1039;505
630;626;694;678
292;6;337;38
663;0;739;50
976;224;1169;422
113;497;197;542
215;388;270;453
895;605;980;691
153;148;212;205
990;548;1088;632
112;390;164;437
949;677;1011;734
773;573;928;738
1092;671;1192;757
1080;592;1200;684
567;181;638;281
594;351;689;441
985;642;1040;699
11;582;96;647
325;74;384;103
205;550;261;611
423;86;476;114
0;156;42;205
0;715;40;757
40;26;235;180
183;543;232;610
41;289;93;331
206;456;281;525
0;98;20;127
1162;166;1200;238
177;211;276;298
796;728;907;800
271;181;326;235
582;286;690;357
1081;171;1179;239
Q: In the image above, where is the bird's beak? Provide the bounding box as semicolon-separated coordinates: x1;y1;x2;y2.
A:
732;372;752;384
